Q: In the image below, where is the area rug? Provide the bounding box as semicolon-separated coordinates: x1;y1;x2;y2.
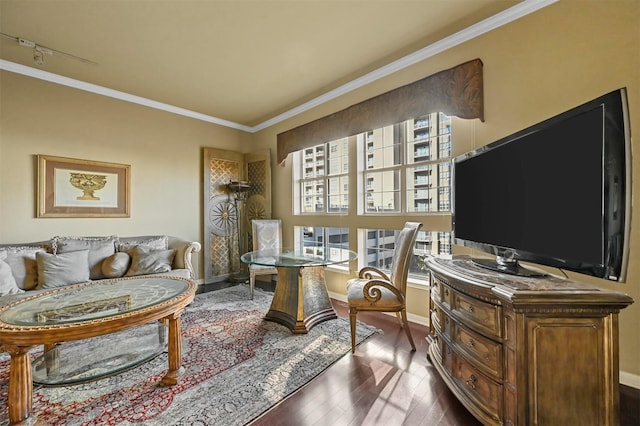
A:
0;285;380;425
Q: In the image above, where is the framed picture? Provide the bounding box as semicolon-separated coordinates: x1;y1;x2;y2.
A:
37;155;130;218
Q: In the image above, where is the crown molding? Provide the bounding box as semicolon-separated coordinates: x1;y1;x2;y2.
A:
0;0;557;133
253;0;558;132
0;59;254;132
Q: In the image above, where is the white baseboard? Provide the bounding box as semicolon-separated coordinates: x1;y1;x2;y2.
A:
620;371;640;389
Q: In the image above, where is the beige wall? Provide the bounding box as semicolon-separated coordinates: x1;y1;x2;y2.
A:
1;0;638;380
0;72;249;277
252;0;640;379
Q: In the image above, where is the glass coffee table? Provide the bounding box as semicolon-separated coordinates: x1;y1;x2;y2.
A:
0;276;197;425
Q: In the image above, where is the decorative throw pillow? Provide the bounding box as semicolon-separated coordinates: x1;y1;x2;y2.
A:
125;246;176;276
116;236;168;253
36;250;91;289
101;252;131;278
0;246;45;290
54;236;117;280
0;255;24;297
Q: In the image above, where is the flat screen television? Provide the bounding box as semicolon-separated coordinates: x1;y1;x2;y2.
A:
452;88;631;282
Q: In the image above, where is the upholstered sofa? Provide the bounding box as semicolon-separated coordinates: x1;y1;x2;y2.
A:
0;235;201;299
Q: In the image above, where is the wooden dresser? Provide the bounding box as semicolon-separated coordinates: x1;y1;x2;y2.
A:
426;256;633;426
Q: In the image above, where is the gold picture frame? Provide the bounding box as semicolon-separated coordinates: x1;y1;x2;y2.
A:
37;155;131;218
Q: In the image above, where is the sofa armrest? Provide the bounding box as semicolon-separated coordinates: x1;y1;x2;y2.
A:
167;237;201;279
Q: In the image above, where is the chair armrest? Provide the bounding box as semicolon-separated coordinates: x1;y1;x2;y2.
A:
358;266;390;281
362;279;404;303
168;238;202;279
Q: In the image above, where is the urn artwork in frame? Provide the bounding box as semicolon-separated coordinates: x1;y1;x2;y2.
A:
37;155;131;218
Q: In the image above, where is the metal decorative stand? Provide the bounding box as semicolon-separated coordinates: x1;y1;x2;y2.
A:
228;180;251;283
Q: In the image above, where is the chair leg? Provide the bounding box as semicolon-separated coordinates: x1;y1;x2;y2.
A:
349;308;357;353
249;274;255;300
400;309;416;351
395;312;403;327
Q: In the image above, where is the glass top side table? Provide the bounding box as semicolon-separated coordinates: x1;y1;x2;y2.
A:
242;247;357;333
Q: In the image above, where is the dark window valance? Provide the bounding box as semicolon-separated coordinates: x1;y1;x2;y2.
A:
277;58;484;165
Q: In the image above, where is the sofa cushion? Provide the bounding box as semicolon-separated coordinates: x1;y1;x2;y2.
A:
101;252;131;278
116;236;168;253
125;246;176;276
54;236;117;280
0;246;45;290
36;250;91;289
0;254;24;297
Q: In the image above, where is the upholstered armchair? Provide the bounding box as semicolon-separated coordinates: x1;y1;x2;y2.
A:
249;219;282;299
346;222;422;353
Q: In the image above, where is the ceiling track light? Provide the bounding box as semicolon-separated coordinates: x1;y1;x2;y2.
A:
1;32;98;66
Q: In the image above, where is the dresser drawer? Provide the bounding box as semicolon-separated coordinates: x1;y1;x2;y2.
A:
451;321;502;380
452;351;503;424
431;305;442;334
431;303;454;337
450;287;502;338
431;273;452;308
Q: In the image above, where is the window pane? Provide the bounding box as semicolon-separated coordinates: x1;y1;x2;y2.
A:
301;179;324;213
328;138;348;175
406;161;451;213
295;226;349;258
365;126;402;169
364;170;399;212
327;175;348;213
364;228;452;278
295;137;349;215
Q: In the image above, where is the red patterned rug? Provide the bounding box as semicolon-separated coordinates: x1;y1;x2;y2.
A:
0;285;379;425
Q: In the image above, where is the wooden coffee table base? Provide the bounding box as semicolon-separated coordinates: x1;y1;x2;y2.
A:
4;312;187;425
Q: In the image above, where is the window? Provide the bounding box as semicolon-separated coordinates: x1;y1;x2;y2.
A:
294;226;349;263
358;113;452;214
291;112;457;283
293;138;349;214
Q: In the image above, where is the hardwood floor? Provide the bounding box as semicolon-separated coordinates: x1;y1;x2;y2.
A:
199;283;640;425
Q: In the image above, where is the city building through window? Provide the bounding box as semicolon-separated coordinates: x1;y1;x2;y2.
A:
292;113;454;281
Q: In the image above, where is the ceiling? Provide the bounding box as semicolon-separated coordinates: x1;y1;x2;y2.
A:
1;1;549;132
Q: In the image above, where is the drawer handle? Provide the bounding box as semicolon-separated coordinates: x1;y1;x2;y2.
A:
467;338;475;347
466;305;474;313
466;374;477;389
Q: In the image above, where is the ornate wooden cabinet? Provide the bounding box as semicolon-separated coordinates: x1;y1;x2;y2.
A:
426;256;633;426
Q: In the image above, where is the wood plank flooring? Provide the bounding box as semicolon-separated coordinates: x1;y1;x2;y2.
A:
250;298;480;425
199;283;639;425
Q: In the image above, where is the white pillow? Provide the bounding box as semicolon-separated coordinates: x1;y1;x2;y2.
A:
54;236;117;280
0;246;44;290
0;255;24;297
36;250;91;289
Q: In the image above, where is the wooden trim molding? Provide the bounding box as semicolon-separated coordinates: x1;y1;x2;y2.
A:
276;58;484;165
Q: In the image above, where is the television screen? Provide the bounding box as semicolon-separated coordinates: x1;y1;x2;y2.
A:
452;88;631;281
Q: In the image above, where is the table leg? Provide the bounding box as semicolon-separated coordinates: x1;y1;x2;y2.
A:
266;266;336;333
6;345;37;425
161;310;185;386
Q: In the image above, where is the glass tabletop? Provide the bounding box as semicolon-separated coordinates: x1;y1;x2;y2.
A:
241;247;357;268
0;277;190;326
